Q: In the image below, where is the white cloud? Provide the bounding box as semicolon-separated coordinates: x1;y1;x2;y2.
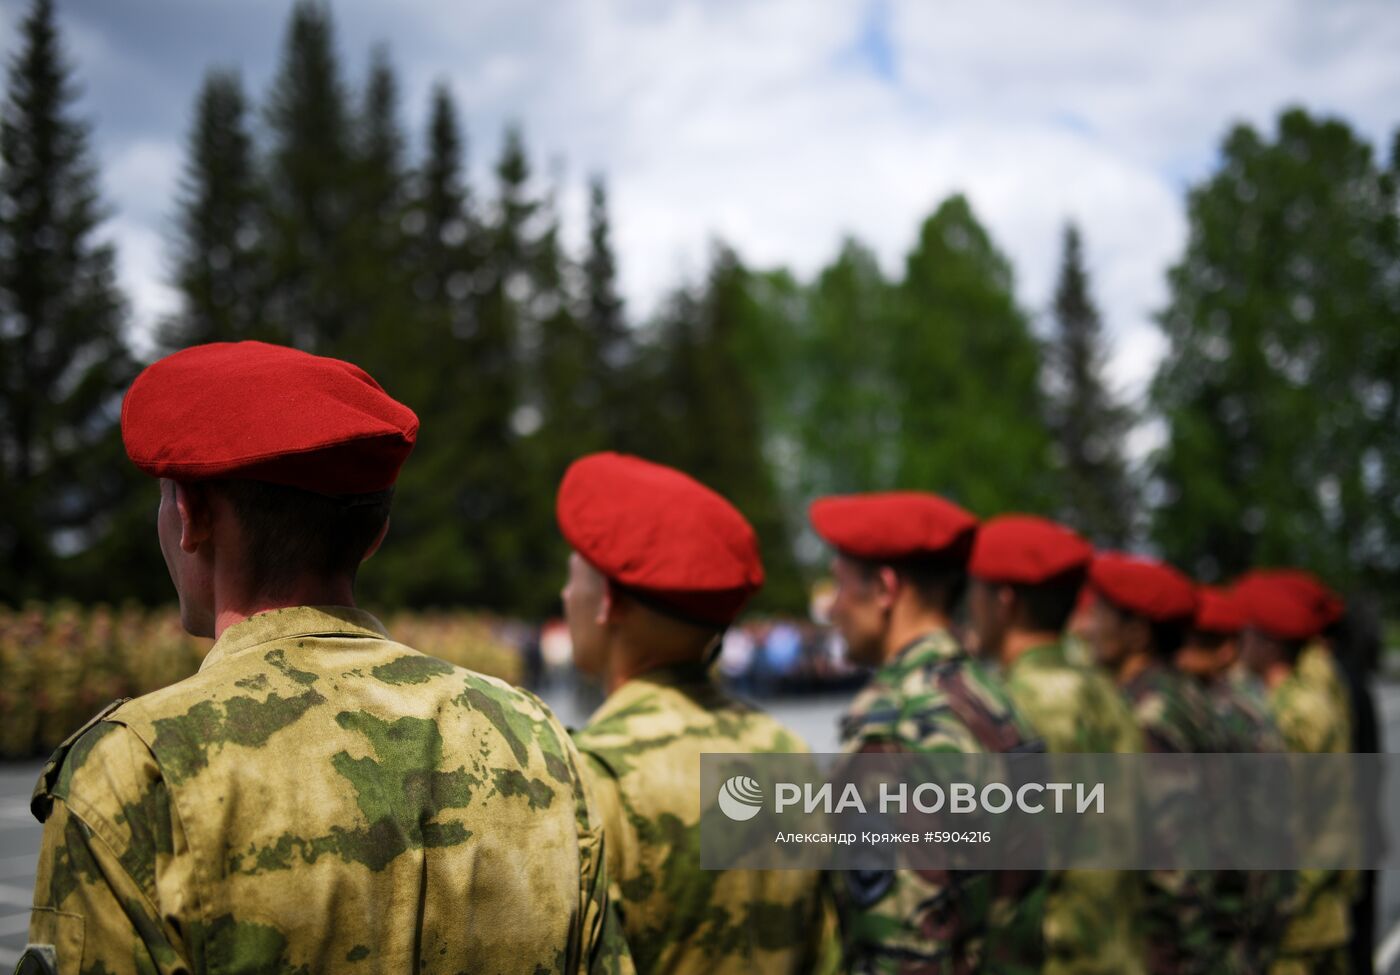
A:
7;0;1399;423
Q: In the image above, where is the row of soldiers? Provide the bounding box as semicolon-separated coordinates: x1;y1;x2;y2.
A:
16;339;1369;975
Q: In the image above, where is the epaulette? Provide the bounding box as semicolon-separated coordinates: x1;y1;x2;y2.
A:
30;698;130;823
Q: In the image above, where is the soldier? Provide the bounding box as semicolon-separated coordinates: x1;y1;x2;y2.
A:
559;452;830;975
1243;570;1352;745
1084;552;1227;975
966;515;1145;975
1234;572;1353;975
21;342;631;974
1178;586;1292;974
808;491;1047;974
1177;586;1283;753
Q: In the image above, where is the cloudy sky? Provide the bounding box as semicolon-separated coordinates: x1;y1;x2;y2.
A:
4;0;1400;405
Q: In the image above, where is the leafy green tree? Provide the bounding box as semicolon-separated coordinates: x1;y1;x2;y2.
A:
161;69;265;350
0;0;152;602
1150;108;1400;591
1044;222;1135;545
582;176;645;452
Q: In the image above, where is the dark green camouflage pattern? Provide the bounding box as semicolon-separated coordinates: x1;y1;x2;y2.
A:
1120;662;1229;975
836;629;1048;975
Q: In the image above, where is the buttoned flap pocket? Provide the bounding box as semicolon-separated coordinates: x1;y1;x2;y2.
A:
22;908;83;975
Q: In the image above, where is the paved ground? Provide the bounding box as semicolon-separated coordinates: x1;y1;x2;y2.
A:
1;682;1398;969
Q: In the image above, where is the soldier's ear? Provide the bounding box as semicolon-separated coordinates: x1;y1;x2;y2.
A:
875;566;900;609
173;481;213;554
361;516;390;564
599;578;622;626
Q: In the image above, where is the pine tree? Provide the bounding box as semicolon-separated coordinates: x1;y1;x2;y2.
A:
1044;223;1135;545
582;176;640;451
0;0;145;601
162;69;264;350
262;0;355;351
358;82;479;609
891;195;1053;515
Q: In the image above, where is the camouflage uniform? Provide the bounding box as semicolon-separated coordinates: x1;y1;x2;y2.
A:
1268;671;1353;975
836;629;1048;975
1001;642;1146;975
1120;662;1229;975
27;606;631;974
571;661;830;975
1296;643;1351;745
1201;674;1292;975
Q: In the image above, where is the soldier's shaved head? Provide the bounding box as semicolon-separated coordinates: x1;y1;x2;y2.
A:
562;550;721;693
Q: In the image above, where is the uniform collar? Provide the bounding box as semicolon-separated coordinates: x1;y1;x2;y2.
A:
200;605;389;672
1007;640;1067;671
887;626;963;667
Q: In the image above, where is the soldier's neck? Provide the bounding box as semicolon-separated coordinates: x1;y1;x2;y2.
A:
1000;629;1060;667
1262;661;1292;690
882;610;953;663
212;577;358;638
605;636;713;695
1114;650;1153;687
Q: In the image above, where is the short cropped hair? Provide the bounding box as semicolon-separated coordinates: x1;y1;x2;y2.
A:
205;479;393;595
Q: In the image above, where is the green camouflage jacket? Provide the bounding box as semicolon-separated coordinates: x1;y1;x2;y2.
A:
1197;674;1294;975
1269;670;1353;959
1002;642;1145;975
570;661;830;975
1120;662;1229;975
836;628;1048;975
25;606;631;975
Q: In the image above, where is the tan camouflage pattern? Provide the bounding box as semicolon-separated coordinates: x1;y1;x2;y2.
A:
1001;641;1146;975
1120;662;1230;975
836;628;1048;975
1296;643;1352;745
570;661;831;975
26;605;632;974
1268;670;1354;971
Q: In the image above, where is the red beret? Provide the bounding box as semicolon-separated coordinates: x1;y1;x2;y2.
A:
122;342;418;494
1233;569;1338;641
968;514;1091;585
1193;586;1245;634
1089;553;1197;623
808;491;976;563
557;453;763;626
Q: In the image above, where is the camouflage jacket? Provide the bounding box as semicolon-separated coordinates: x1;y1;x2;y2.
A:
1295;643;1351;745
25;606;631;975
570;662;830;975
1002;642;1145;975
1269;670;1353;956
1199;675;1293;975
1120;662;1228;975
836;628;1048;975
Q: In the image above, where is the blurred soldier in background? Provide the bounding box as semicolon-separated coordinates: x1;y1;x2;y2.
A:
809;492;1047;974
1178;585;1293;974
967;515;1145;975
560;452;831;975
1236;571;1355;975
22;342;631;975
1085;552;1228;975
